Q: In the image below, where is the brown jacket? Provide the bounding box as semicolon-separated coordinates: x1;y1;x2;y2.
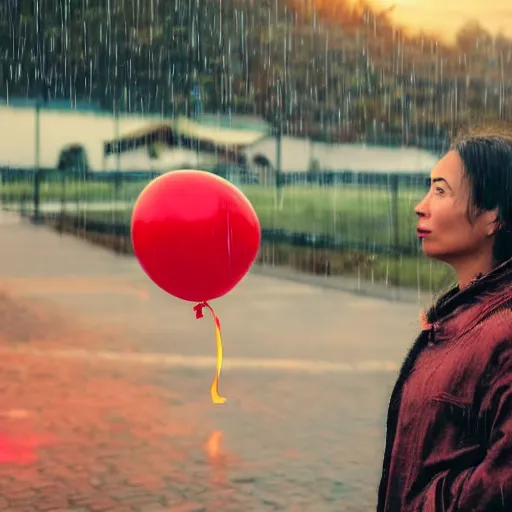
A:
377;257;512;511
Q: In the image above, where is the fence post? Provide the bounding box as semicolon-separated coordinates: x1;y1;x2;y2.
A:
113;172;122;252
389;174;400;288
32;169;42;223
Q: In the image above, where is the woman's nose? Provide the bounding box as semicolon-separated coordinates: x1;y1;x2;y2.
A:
415;194;429;217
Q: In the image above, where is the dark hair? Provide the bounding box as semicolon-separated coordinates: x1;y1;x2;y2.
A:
451;132;512;265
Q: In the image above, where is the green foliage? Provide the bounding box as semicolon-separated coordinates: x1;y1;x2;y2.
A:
1;1;507;137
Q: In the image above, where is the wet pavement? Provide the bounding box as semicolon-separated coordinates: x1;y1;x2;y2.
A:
0;212;427;511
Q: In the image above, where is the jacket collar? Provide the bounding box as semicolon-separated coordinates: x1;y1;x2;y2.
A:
421;257;512;343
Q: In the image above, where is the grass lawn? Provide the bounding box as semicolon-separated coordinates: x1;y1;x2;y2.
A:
3;178;455;293
1;180;426;249
243;184;424;250
258;242;454;293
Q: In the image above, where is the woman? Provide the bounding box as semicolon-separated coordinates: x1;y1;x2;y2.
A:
377;133;512;511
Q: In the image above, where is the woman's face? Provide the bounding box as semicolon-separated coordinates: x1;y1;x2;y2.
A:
415;150;497;264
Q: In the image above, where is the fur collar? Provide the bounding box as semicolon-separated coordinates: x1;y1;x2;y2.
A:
419;257;512;340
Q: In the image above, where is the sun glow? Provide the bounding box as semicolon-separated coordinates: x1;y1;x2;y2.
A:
306;0;512;41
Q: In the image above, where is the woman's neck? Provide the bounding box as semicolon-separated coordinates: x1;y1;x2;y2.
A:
454;253;494;290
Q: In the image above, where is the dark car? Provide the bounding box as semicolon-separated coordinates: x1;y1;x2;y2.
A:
57;144;90;178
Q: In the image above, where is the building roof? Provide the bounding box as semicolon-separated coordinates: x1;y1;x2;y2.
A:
1;104;437;174
244;136;438;173
174;116;269;146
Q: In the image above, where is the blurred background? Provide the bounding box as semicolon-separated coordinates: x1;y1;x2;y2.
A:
0;1;511;510
3;0;512;297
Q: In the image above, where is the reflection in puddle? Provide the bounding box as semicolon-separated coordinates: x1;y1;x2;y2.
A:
0;432;55;465
204;430;228;489
0;409;31;419
205;430;223;460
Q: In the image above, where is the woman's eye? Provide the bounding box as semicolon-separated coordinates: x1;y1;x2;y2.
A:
435;187;445;195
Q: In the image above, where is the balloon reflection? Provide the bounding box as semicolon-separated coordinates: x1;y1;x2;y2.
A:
204;430;228;488
0;432;54;466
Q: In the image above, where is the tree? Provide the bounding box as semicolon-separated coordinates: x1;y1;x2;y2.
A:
456;20;492;53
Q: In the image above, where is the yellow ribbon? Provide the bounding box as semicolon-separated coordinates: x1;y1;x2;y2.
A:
193;301;227;404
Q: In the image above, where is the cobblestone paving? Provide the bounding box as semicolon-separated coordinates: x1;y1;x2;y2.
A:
0;286;394;511
0;214;420;511
0;346;392;512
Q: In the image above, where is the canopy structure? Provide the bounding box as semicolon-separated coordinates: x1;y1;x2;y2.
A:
103;115;270;166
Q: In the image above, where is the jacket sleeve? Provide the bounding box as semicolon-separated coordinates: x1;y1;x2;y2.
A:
407;341;512;511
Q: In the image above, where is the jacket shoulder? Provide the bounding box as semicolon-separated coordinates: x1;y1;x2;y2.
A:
474;303;512;358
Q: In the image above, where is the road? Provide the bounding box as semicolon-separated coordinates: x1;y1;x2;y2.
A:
3;200;132;213
0;210;425;511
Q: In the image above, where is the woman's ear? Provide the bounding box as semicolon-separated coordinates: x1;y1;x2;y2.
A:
487;209;503;236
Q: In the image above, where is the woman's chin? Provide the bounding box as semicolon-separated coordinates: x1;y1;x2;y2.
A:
421;245;451;264
420;241;441;260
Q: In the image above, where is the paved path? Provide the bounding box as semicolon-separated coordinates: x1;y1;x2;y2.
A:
0;211;426;511
4;201;132;214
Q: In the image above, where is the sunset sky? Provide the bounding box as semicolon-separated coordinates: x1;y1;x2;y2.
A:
372;0;512;41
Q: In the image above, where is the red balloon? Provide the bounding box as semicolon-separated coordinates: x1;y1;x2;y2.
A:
131;170;261;302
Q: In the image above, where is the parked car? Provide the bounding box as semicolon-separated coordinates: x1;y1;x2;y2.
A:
57;144;90;178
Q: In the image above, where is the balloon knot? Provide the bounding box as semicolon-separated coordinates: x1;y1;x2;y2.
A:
193;302;207;319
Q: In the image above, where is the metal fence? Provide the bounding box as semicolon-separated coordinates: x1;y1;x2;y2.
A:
0;166;429;259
